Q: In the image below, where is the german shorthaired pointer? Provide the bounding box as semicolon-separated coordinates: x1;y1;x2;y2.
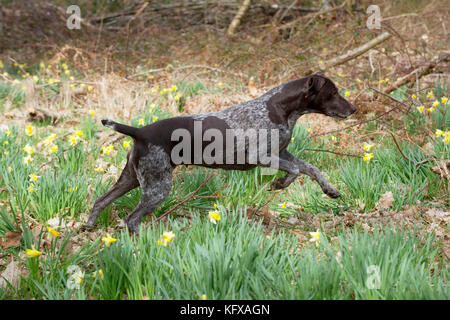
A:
86;72;356;233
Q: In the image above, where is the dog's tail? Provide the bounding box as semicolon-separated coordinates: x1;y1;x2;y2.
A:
101;119;140;139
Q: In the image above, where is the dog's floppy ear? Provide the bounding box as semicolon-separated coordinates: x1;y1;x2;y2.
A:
306;74;326;98
267;79;311;124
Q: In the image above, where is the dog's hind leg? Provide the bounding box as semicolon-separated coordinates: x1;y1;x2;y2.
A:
86;160;139;228
124;147;174;233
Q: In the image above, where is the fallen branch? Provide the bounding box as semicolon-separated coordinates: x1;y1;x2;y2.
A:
150;173;215;225
319;31;391;71
383;54;450;94
227;0;252;36
304;148;362;158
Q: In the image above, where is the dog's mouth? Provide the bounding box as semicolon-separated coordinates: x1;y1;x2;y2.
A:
327;112;349;119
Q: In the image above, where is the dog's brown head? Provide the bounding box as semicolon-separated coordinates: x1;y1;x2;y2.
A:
305;72;356;119
267;72;356;124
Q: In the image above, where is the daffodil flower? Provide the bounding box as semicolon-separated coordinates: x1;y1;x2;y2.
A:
26;248;42;258
28;184;34;192
435;129;444;137
426;107;435;113
101;235;117;247
48;144;58;153
122;140;131;149
426;91;434;100
138;119;144;126
25;125;34;136
157;231;175;246
5;127;11;136
93;269;104;279
208;211;221;224
152;116;158;121
363;153;374;162
102;144;114;155
443;132;450;145
94;166;104;173
344;91;350;97
309;230;321;246
88;110;96;116
279;202;287;208
23;155;33;165
46;226;59;238
416;106;424;113
441;97;448;104
29;173;40;181
363;143;374;151
411;94;417;99
432;100;439;107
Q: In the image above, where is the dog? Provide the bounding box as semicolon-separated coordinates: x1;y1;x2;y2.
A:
86;72;356;233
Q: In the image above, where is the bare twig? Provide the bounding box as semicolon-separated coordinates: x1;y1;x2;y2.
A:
319;32;392;71
128;64;247;79
383;54;450;94
150;173;215;225
304;148;362;158
227;0;252;36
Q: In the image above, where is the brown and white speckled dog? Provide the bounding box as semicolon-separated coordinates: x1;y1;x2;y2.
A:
86;72;356;233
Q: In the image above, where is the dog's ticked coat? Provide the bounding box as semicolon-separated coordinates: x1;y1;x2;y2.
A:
86;72;356;233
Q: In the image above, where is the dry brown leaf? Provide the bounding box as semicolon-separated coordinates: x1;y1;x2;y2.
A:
2;231;22;249
376;191;394;210
0;259;26;289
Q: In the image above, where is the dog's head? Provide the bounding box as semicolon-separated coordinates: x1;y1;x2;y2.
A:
267;72;356;123
305;72;356;118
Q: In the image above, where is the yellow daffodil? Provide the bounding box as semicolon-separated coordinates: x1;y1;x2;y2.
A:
309;230;321;246
435;129;444;137
46;226;59;238
93;166;104;173
69;135;79;146
61;63;68;70
64;69;70;75
443;132;450;145
87;85;93;91
363;153;374;162
307;128;312;133
157;231;175;246
149;103;156;112
23;144;34;155
122;140;131;149
25;125;34;136
0;60;3;69
101;235;117;247
23;155;33;165
74;130;83;136
218;82;224;87
213;203;218;208
29;173;40;181
279;202;287;208
8;166;12;172
201;294;207;300
42;134;56;146
26;248;42;258
344;91;350;97
208;211;221;224
416;106;424;113
102;144;114;155
138;119;144;126
152;116;158;121
69;76;74;81
28;184;34;192
426;91;434;100
432;100;439;107
171;85;177;91
88;110;96;116
363;143;374;151
93;269;104;279
426;106;435;113
441;97;448;104
379;79;385;84
48;144;58;153
5;127;11;136
4;151;8;155
411;94;417;99
174;93;183;101
3;141;8;145
32;76;39;83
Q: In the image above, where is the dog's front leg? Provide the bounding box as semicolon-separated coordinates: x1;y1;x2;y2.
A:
270;150;341;198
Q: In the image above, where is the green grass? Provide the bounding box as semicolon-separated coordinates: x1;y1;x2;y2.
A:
0;76;448;300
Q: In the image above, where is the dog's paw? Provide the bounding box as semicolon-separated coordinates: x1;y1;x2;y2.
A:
325;188;341;199
269;180;284;191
